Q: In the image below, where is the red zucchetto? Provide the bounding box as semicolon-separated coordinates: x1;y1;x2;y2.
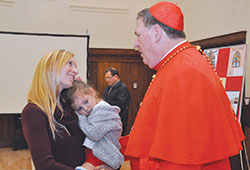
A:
149;1;184;31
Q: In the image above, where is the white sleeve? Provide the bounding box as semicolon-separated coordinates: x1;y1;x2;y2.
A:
75;166;87;170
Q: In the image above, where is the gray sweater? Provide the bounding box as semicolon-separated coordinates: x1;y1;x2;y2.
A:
77;101;124;169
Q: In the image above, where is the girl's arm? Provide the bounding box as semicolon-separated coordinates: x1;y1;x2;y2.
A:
78;114;120;141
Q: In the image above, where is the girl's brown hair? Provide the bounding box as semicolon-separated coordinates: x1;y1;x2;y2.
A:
60;80;100;109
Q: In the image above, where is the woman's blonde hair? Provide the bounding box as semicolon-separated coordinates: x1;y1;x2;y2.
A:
27;49;74;139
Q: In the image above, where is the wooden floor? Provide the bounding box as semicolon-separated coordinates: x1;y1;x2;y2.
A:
121;161;131;170
0;148;33;170
0;147;130;170
1;147;248;170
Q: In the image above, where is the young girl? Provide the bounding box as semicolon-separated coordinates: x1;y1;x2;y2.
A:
61;80;124;170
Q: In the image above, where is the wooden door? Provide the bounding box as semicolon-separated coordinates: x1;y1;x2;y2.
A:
88;48;155;135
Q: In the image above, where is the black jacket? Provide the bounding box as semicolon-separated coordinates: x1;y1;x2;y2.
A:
102;80;130;136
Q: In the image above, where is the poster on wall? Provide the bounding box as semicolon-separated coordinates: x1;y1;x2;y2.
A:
227;45;246;77
204;49;219;69
204;44;247;120
226;91;240;115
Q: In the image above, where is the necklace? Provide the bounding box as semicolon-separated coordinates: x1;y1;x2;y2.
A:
149;44;196;86
143;44;237;120
139;44;195;107
198;46;237;119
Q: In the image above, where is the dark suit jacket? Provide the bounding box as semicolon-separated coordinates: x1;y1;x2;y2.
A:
103;80;130;136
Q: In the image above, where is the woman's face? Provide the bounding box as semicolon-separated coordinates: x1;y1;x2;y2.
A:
59;57;78;91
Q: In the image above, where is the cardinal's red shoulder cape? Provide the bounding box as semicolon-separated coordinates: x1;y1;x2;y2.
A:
125;41;245;164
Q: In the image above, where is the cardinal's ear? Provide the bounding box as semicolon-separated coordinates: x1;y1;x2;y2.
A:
152;24;163;43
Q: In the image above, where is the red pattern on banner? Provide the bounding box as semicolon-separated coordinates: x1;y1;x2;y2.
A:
225;77;243;91
213;46;245;118
216;48;230;77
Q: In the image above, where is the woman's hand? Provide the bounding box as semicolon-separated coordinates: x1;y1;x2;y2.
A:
94;164;115;170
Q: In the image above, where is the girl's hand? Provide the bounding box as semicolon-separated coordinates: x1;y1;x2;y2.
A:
94;164;115;170
75;76;82;81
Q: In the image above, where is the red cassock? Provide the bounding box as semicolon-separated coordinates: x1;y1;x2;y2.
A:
124;41;245;168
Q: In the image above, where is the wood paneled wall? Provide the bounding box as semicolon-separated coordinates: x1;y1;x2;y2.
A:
0;115;15;147
0;114;27;148
191;31;246;49
88;48;155;135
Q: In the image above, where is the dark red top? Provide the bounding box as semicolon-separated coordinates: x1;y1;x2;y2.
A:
22;103;86;170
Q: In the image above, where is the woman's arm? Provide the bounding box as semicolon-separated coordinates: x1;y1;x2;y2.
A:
94;164;115;170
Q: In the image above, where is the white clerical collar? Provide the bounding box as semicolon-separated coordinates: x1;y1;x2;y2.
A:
159;40;187;62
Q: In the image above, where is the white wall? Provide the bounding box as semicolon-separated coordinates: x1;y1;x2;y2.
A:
178;0;247;41
245;0;250;97
1;0;250;96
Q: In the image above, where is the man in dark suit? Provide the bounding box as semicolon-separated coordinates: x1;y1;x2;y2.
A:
103;67;130;136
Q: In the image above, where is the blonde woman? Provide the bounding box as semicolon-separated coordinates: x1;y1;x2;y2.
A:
21;50;113;170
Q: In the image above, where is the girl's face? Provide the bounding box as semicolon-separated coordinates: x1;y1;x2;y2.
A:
59;57;78;91
73;91;97;116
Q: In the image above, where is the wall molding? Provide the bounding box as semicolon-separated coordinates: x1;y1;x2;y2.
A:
69;3;129;14
191;31;247;49
0;0;15;6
